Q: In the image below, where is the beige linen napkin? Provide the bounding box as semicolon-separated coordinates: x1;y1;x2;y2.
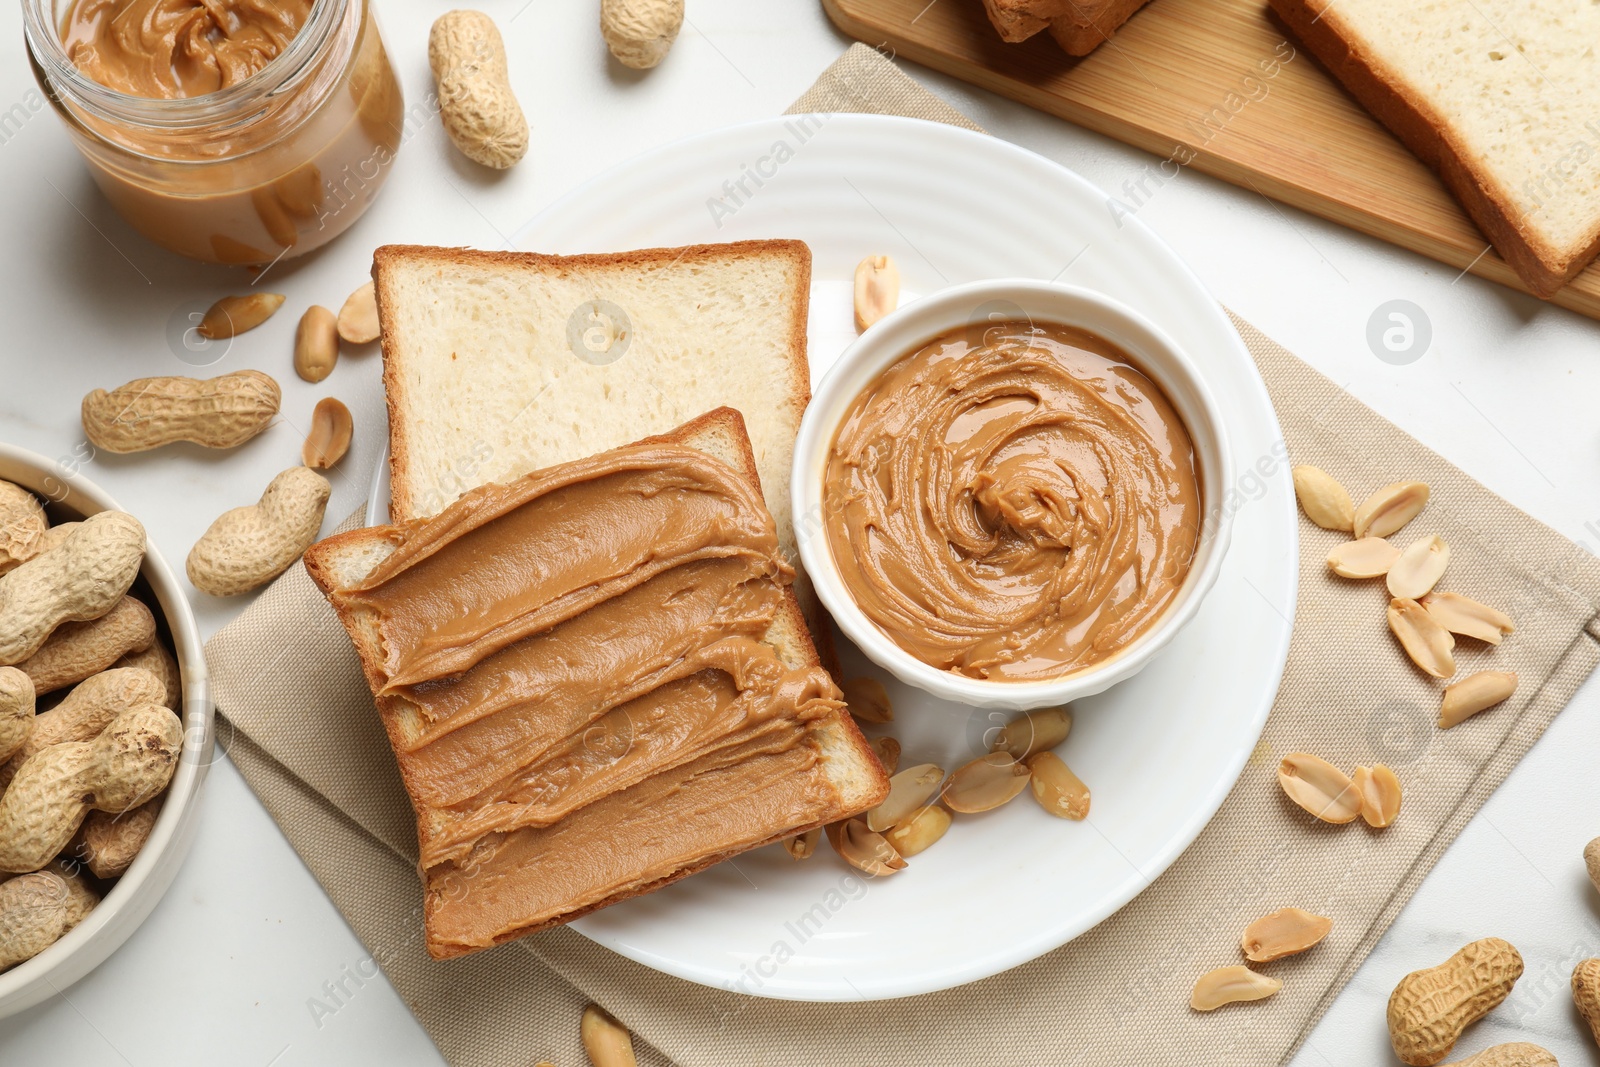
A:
207;44;1600;1067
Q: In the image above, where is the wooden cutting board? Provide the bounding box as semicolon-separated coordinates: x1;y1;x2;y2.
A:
822;0;1600;320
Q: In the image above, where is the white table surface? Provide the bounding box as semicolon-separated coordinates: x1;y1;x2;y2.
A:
2;1;1599;1063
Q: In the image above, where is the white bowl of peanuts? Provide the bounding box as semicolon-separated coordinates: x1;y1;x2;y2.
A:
0;442;210;1018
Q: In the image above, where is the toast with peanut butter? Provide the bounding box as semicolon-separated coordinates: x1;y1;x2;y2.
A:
369;239;838;666
303;408;887;959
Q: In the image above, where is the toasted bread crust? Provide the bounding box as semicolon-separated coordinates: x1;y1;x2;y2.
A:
1271;0;1590;297
302;408;887;958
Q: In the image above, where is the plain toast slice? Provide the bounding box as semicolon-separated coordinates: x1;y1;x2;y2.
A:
1274;0;1600;297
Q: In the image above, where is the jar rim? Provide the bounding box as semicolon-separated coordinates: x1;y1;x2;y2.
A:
22;0;346;130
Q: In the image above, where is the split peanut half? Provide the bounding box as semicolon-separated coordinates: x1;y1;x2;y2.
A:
943;752;1031;813
1292;465;1355;532
197;292;286;339
1353;764;1403;828
827;817;906;876
1422;592;1514;645
1278;752;1362;823
1388;598;1456;679
991;706;1072;760
1353;481;1429;540
883;804;951;858
866;764;944;832
337;281;380;344
1327;537;1400;579
1190;965;1282;1011
841;676;893;723
853;255;900;332
1439;670;1517;729
302;397;352;469
869;735;900;776
1241;907;1333;962
1387;535;1450;599
1026;751;1090;820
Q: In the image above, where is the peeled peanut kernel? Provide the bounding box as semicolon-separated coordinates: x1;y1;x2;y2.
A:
826;817;905;876
302;397;353;470
1190;965;1282;1011
1422;592;1514;645
883;804;951;858
943;752;1031;814
1387;535;1450;599
869;735;900;776
1354;481;1429;539
866;764;944;832
1025;751;1090;820
337;281;379;344
1278;752;1362;823
197;292;285;339
991;706;1072;760
781;826;820;861
581;1003;637;1067
1388;598;1456;679
1439;671;1516;729
841;676;892;723
294;305;339;383
1327;537;1400;579
1292;465;1354;531
853;255;900;332
1354;764;1402;828
1241;907;1333;962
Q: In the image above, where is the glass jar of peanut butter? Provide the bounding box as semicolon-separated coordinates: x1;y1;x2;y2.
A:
23;0;404;265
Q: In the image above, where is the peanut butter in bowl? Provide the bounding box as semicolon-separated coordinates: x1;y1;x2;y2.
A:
822;319;1202;682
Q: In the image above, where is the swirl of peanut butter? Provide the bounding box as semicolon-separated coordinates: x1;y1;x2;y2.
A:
60;0;314;98
823;321;1200;681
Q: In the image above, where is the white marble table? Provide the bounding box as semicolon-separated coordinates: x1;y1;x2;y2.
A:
2;1;1599;1063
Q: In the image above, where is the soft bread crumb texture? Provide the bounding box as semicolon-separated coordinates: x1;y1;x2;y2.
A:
377;245;810;568
1322;0;1600;267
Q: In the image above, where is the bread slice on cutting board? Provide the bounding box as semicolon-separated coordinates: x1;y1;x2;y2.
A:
303;408;888;958
370;239;838;661
1273;0;1600;297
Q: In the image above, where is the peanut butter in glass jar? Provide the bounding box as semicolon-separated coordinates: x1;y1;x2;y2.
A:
24;0;404;265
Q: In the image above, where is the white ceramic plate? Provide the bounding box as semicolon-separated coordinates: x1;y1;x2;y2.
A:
368;115;1297;1001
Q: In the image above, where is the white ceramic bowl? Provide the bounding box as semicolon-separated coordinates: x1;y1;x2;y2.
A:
793;279;1235;711
0;443;212;1018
